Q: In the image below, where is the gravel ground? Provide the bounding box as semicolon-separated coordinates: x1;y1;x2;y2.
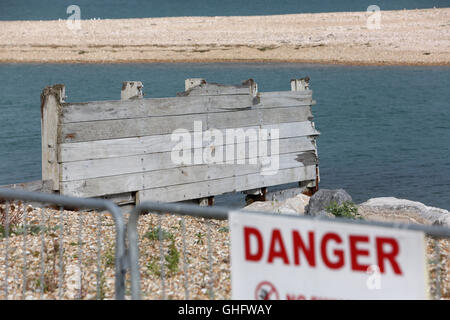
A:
0;8;449;65
0;202;447;300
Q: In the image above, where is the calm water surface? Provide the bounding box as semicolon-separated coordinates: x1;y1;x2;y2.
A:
0;0;448;20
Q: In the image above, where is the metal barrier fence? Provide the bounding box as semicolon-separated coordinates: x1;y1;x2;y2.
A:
0;188;126;300
0;187;449;299
128;202;450;300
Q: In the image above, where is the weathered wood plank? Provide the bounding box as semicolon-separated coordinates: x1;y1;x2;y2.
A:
61;92;312;123
258;91;313;107
61;136;317;181
43;79;319;203
60;151;317;197
136;165;317;203
61;95;253;123
60;105;313;143
97;192;136;206
177;80;253;96
0;180;53;193
59;121;319;162
61;113;206;143
41;84;64;190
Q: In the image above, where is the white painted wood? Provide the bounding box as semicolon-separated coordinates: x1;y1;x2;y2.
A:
60;105;312;143
0;180;53;193
61;95;253;123
99;192;135;206
121;81;144;100
137;165;316;203
61;136;316;181
59;121;319;162
257;91;312;107
60;113;208;143
179;82;252;96
53;79;319;201
61;154;316;198
61;93;313;123
185;78;205;90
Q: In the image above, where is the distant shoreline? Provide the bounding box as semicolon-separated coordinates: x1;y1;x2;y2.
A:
1;58;449;66
0;8;449;65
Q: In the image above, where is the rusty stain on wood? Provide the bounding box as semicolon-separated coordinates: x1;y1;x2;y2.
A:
65;133;76;140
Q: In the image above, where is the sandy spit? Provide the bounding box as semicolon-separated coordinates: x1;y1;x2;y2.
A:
0;8;449;65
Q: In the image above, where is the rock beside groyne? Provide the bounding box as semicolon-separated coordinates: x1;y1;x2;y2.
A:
358;197;450;227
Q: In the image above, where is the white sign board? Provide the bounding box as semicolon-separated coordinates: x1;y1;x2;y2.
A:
230;211;428;300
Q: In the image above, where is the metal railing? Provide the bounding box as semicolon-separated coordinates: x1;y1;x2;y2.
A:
127;202;229;300
128;201;450;300
0;188;126;300
1;187;449;300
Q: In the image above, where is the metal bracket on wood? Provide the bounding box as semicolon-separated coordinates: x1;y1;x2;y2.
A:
299;166;319;196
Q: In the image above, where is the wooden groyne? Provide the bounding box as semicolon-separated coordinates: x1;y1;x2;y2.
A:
36;78;320;206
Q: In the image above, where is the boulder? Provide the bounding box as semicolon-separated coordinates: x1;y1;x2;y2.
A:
243;193;310;215
358;197;450;227
305;189;352;216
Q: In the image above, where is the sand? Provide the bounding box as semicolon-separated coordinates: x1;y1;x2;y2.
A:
0;8;449;65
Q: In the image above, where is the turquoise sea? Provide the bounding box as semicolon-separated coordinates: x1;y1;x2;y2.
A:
1;0;448;20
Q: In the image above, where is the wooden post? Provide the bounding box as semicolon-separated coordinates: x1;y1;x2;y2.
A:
291;77;318;194
121;81;144;100
242;78;258;97
41;84;65;191
290;77;310;91
122;81;143;207
185;78;205;91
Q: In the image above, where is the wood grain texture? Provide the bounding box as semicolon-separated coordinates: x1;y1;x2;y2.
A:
136;165;317;203
60;104;313;143
61;136;317;181
54;82;318;201
41;85;64;190
59;121;319;162
177;81;253;96
61;95;254;123
61;153;317;198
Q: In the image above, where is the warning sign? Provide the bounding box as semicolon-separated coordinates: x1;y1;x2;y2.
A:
230;211;428;300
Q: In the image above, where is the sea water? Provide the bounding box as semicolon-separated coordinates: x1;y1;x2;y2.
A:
0;0;448;20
